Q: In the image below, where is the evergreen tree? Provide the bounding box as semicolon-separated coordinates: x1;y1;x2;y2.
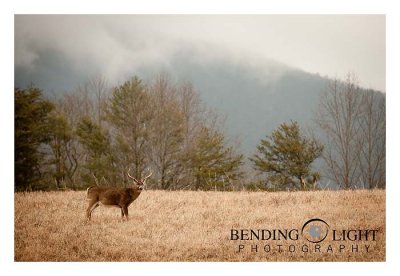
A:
76;116;114;186
15;86;54;191
190;126;243;190
47;112;73;189
250;121;323;190
105;76;153;180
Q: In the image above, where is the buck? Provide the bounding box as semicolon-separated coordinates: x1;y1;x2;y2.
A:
86;169;152;221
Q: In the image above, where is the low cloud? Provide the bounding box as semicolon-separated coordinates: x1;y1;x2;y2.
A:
15;15;385;92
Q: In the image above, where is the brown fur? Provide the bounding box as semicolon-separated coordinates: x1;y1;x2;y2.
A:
86;184;143;221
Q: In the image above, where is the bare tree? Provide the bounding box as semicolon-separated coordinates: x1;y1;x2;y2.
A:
148;74;185;189
87;75;109;127
316;74;364;188
46;75;111;189
46;93;85;189
316;73;385;189
357;89;386;188
175;82;205;189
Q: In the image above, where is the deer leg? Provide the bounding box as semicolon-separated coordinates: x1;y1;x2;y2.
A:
122;206;129;221
86;200;99;221
120;208;124;219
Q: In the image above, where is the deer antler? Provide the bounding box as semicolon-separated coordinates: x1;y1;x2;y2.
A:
143;169;153;183
92;173;100;186
127;168;138;182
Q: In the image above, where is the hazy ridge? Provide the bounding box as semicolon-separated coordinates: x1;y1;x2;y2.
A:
15;46;382;160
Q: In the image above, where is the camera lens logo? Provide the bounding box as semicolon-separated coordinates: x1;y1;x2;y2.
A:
301;218;330;243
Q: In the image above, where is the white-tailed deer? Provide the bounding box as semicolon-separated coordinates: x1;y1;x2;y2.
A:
86;169;152;222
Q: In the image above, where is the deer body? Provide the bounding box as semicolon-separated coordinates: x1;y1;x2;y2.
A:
86;170;152;221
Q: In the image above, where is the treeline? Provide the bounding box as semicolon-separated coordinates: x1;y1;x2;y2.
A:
15;75;243;191
316;74;386;189
15;73;385;191
248;74;386;191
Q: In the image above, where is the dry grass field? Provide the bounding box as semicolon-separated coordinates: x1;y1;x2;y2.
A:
14;189;385;261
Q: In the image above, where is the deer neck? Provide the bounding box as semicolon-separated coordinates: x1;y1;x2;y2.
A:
129;188;142;198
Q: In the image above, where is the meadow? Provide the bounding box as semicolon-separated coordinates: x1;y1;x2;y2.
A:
14;189;385;261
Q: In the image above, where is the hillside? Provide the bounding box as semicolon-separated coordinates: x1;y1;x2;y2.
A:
15;47;384;161
135;51;331;156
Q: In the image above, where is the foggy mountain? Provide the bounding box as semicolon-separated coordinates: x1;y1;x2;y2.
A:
135;49;330;157
14;46;362;160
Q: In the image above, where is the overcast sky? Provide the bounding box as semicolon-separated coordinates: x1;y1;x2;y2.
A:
15;15;385;91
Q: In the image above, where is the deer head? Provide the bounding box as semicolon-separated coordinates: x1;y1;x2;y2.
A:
127;168;152;191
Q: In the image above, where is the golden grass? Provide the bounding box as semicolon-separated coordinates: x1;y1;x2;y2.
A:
14;190;385;261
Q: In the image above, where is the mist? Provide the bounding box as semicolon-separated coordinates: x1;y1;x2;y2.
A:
15;15;385;92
